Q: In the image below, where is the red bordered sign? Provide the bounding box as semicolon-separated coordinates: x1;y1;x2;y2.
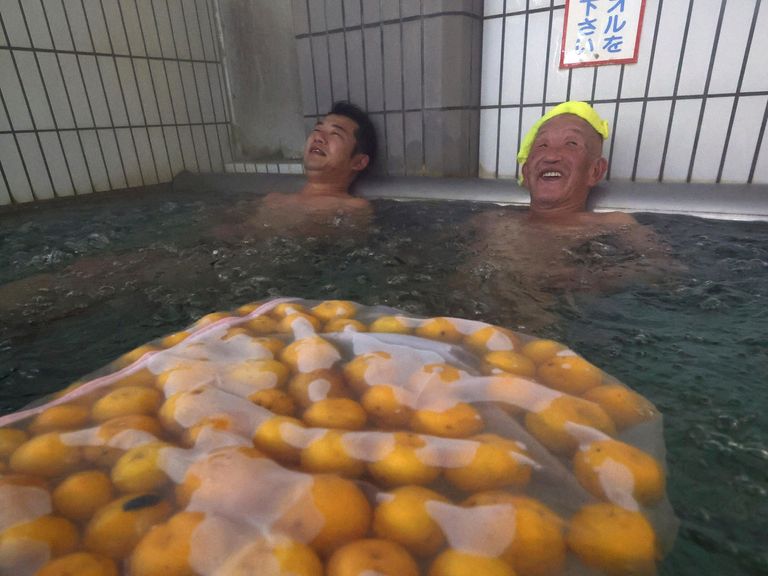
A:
560;0;647;68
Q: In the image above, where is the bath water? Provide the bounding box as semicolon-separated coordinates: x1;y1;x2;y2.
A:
0;185;765;575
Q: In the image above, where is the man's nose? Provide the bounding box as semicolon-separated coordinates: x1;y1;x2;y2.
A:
312;131;326;144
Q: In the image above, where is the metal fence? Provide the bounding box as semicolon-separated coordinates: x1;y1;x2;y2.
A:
480;0;767;184
0;0;232;205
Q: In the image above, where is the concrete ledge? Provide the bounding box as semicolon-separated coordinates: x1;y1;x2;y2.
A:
172;171;768;222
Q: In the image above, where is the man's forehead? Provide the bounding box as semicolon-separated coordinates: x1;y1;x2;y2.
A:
536;114;599;139
317;114;358;132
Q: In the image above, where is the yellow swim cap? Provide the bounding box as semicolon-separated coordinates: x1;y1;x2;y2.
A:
516;101;609;184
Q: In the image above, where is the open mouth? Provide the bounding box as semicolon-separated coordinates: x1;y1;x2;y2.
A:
540;170;563;180
309;147;326;156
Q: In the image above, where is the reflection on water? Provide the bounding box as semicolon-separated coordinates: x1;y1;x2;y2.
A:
0;186;766;576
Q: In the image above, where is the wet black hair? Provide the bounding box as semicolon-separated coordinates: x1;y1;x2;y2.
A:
329;101;377;171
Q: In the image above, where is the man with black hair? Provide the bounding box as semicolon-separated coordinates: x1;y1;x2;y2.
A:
252;101;377;235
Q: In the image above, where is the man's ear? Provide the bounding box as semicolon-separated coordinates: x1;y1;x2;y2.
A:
351;153;370;173
588;157;608;186
521;162;531;187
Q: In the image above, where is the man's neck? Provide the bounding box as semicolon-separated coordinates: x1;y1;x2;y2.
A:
299;180;353;198
528;200;588;221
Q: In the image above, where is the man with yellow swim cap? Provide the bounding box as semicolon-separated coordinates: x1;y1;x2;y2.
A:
517;101;633;223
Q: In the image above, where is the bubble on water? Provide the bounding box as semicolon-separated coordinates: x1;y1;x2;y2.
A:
699;296;722;310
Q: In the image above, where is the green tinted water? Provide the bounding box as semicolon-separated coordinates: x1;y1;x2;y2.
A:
0;187;766;575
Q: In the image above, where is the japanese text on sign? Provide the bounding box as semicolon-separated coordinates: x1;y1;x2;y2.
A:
560;0;646;68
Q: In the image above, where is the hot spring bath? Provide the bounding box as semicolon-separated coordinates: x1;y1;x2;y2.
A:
0;174;766;576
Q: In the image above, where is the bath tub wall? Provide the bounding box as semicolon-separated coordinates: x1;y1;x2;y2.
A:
0;0;232;205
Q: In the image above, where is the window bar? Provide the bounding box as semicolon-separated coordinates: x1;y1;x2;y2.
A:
632;0;665;181
378;0;390;176
542;0;555;116
686;0;728;183
0;87;35;201
658;0;694;182
178;0;214;171
165;0;201;171
398;0;406;175
358;0;369;112
340;0;350;102
0;14;56;199
150;0;187;173
717;0;761;183
192;0;225;169
515;1;531;182
590;68;598;105
207;0;235;161
305;0;321;117
606;65;625;181
60;0;113;190
40;0;96;193
420;1;425;173
84;0;133;188
115;0;161;183
133;0;174;179
0;154;14;204
18;0;76;196
493;0;507;179
323;0;335;105
748;96;768;184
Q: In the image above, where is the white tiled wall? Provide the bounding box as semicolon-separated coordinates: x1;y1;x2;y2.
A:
0;0;232;205
479;0;768;184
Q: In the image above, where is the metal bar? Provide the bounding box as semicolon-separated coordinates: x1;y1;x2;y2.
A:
631;0;665;181
178;0;213;171
340;0;350;102
377;0;389;176
40;0;95;193
297;91;768;117
115;0;160;183
420;0;425;173
297;9;483;38
483;6;561;21
0;120;231;135
86;0;133;187
0;81;35;201
208;0;235;161
748;96;768;183
686;0;728;183
590;68;598;105
305;0;320;116
398;0;406;175
658;0;694;182
60;0;112;189
606;65;625;181
717;0;761;183
192;0;224;169
515;1;530;182
150;0;186;173
358;0;369;112
0;155;15;204
0;12;55;199
542;0;554;116
494;0;507;178
323;0;335;104
0;43;220;64
133;0;173;179
165;0;200;171
18;0;76;196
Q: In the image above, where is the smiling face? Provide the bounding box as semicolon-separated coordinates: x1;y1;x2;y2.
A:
521;114;608;216
303;114;370;186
